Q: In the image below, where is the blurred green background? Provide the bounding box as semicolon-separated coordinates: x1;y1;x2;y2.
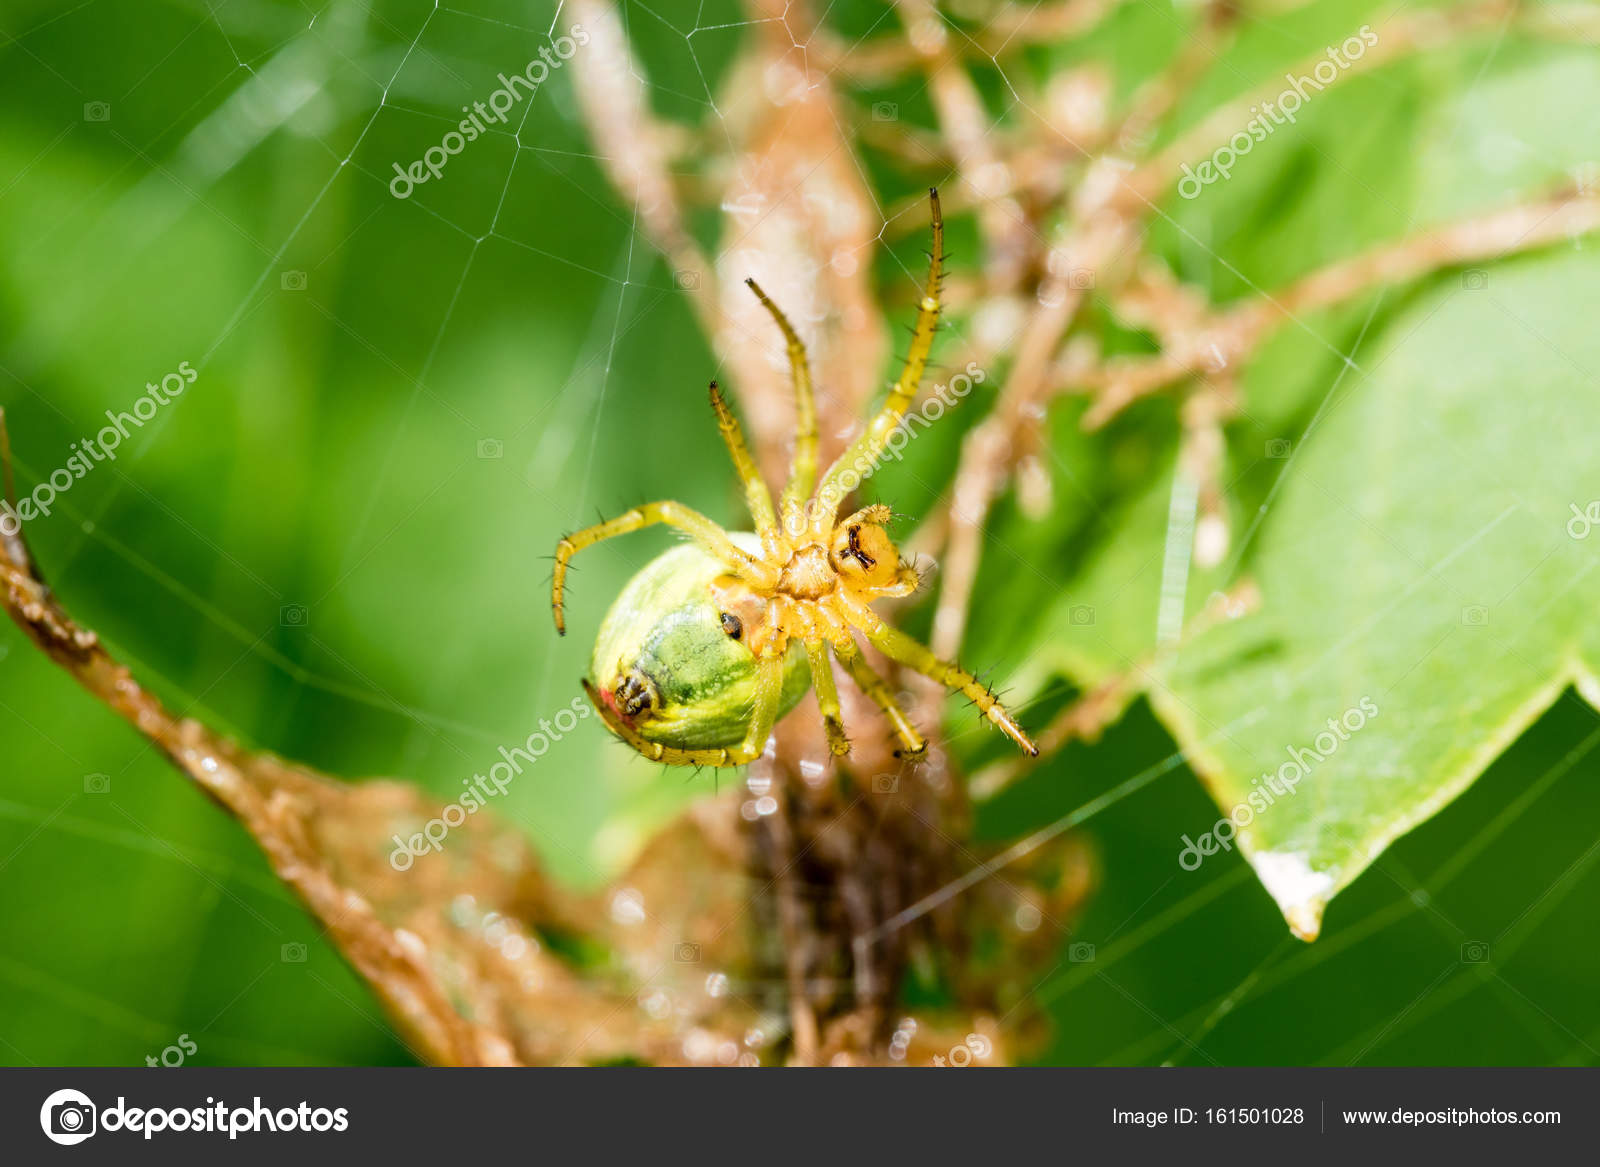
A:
1;0;1596;1066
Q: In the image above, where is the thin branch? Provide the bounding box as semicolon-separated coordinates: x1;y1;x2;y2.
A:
1129;0;1570;209
931;207;1136;660
1076;187;1600;428
568;0;718;320
0;414;784;1068
815;0;1135;81
892;0;1036;289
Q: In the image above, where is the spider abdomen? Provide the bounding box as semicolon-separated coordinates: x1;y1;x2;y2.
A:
590;538;808;750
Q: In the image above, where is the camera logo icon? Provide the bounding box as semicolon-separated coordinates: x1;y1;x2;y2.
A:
1068;604;1095;627
1461;269;1489;291
40;1088;97;1145
1461;605;1488;627
281;941;308;962
1068;941;1096;963
871;101;899;122
674;270;700;290
1068;268;1096;290
83;102;110;122
1265;438;1292;459
279;603;308;627
477;438;504;460
674;942;701;963
280;270;307;291
871;773;899;794
1461;941;1490;963
83;773;111;794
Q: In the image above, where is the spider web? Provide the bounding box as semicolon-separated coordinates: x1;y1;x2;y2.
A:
0;0;1595;1069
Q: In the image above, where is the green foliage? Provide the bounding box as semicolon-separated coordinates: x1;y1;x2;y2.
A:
1;0;1597;1066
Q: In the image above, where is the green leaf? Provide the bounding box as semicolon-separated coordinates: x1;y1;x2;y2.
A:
1155;247;1600;939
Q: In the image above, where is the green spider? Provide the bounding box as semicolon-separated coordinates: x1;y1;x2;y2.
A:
551;189;1037;766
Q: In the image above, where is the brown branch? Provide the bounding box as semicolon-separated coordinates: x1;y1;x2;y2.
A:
1130;0;1562;209
557;0;1097;1061
1110;0;1242;160
814;0;1135;81
926;0;1599;654
567;0;718;321
892;0;1036;290
575;0;889;482
930;206;1137;660
913;4;1249;662
0;418;787;1067
1076;187;1600;428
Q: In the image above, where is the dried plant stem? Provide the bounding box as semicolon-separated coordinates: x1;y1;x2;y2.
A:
1075;188;1600;428
892;0;1034;289
926;0;1599;654
762;785;822;1065
818;0;1135;80
568;0;716;320
0;481;491;1063
1131;0;1567;209
931;208;1135;660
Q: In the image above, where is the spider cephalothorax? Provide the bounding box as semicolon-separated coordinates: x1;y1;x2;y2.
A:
552;189;1037;766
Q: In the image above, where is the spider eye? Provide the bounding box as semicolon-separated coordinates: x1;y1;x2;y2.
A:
719;612;743;640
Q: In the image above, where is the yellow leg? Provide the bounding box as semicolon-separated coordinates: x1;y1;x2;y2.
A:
834;639;927;757
805;642;851;756
740;652;787;755
812;188;944;530
582;679;769;766
708;381;776;537
552;501;765;635
865;624;1038;757
838;503;893;529
745;278;817;535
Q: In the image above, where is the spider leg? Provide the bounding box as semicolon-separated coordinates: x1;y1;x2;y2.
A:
811;188;944;533
804;642;851;757
551;502;766;635
875;566;921;599
864;624;1038;757
582;679;770;766
834;639;926;757
837;503;894;529
708;381;777;537
739;652;788;755
744;278;818;535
